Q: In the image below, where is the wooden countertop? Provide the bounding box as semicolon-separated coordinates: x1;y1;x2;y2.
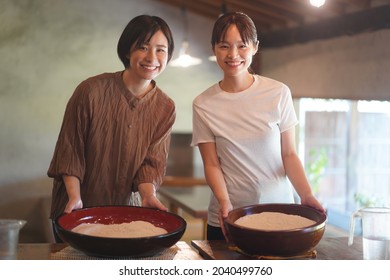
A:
162;176;207;187
191;237;363;260
158;185;210;219
16;241;203;260
17;237;363;260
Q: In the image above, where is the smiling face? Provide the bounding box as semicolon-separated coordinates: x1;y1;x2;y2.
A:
128;30;169;81
213;24;258;78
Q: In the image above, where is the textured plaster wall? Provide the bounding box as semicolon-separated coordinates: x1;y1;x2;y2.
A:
0;0;219;186
0;0;219;241
261;29;390;101
1;0;388;241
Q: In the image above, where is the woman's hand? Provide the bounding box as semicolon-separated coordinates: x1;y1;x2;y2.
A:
218;199;233;242
63;175;83;213
301;194;325;213
138;183;168;211
142;194;168;211
64;198;83;213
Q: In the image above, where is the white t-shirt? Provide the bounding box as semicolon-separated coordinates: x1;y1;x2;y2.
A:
191;75;298;227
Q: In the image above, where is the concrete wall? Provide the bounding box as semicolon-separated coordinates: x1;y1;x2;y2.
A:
261;29;390;101
0;0;220;185
0;0;219;242
1;0;389;242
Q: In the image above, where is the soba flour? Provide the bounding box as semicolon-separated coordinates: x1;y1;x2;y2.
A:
235;212;316;231
71;220;168;238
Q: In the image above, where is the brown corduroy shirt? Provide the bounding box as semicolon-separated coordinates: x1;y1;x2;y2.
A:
47;71;175;219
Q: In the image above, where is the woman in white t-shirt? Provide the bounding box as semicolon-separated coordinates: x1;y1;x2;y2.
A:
191;12;325;241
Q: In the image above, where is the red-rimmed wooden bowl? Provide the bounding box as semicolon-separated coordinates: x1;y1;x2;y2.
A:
54;206;186;258
226;203;327;257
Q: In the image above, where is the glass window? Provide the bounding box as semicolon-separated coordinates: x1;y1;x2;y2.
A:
297;98;390;230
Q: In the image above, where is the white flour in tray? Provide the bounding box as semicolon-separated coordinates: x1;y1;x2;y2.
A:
72;220;168;238
235;212;316;231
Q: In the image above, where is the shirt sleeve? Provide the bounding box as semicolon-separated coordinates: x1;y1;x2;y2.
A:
47;81;91;183
191;101;215;147
132;103;176;190
279;84;298;132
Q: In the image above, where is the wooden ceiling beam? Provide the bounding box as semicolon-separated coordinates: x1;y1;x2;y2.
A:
157;0;220;19
254;0;321;17
226;2;287;27
337;0;371;9
155;0;388;40
261;3;390;48
293;0;348;15
253;0;333;21
226;0;305;25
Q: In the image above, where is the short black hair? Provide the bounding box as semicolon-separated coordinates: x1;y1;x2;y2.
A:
117;15;174;69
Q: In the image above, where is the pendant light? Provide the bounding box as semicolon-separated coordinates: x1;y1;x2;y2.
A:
169;5;202;67
310;0;326;8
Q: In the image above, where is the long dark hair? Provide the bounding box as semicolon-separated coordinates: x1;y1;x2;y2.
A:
117;15;174;69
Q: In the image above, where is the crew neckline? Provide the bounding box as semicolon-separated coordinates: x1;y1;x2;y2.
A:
217;74;258;95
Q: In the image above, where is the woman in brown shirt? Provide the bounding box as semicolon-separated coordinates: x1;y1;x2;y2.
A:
47;15;175;240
